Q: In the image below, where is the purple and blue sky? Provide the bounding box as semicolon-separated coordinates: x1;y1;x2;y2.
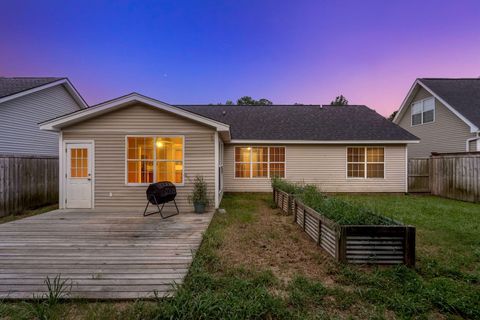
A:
1;0;480;116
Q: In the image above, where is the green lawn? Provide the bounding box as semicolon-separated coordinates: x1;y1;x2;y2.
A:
0;194;478;319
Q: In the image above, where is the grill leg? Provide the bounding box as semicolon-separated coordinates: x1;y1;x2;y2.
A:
159;199;179;219
144;196;180;219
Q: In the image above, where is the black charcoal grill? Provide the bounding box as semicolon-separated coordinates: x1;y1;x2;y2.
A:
143;181;179;218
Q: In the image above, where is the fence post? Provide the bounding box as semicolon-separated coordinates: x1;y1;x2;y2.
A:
404;226;416;267
294;199;297;223
336;226;347;263
303;207;306;231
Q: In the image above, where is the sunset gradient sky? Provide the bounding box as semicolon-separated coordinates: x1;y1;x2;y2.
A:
1;0;480;116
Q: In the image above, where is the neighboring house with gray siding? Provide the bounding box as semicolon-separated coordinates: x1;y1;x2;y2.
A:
0;77;87;156
393;78;480;158
40;93;418;212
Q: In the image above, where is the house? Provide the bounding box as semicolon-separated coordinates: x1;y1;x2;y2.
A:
393;78;480;158
0;77;87;156
39;93;418;211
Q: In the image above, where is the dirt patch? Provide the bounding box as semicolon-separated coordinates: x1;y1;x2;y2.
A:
218;197;337;284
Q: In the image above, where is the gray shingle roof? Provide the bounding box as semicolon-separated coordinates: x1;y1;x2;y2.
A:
0;77;63;99
420;78;480;128
177;104;418;141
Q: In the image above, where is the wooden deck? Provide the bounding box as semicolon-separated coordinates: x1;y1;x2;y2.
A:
0;208;213;300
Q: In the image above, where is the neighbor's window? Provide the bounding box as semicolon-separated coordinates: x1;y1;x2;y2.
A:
411;97;434;125
347;147;384;178
127;136;183;184
235;146;285;178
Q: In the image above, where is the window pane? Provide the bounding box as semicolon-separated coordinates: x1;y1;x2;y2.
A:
156;137;183;160
347;163;365;178
235;163;250;178
367;164;384;178
269;147;285;162
156;161;183;183
70;148;88;178
269;163;285;178
235;147;251;162
127;137;153;160
412;102;422;114
252;163;268;177
412;113;422;125
367;147;384;162
127;160;153;183
423;98;434;111
347;147;365;162
423;110;434;123
252;147;268;162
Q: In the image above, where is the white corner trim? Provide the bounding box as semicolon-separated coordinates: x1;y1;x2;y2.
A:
39;93;230;132
0;78;88;109
229;139;419;144
394;79;479;133
58;131;64;209
405;146;408;193
214;132;219;209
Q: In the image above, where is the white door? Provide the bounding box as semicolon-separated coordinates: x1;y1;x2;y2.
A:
65;143;93;208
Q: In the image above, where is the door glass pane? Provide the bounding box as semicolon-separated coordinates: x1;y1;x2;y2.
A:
70;148;88;178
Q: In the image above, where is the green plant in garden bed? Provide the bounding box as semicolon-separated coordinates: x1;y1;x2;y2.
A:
272;178;398;225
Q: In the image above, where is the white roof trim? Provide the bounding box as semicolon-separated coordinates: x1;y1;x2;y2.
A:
40;93;230;132
0;78;88;109
393;79;479;133
229;139;419;144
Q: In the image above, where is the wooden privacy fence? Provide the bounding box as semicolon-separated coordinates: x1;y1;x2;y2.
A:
408;158;430;193
0;154;58;217
408;152;480;202
430;152;480;203
273;188;416;266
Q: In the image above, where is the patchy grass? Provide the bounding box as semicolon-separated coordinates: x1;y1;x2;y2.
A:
0;204;58;224
1;193;479;319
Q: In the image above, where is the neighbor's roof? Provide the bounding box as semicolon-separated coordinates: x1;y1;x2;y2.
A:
420;78;480;128
177;104;419;141
0;77;63;98
0;77;88;108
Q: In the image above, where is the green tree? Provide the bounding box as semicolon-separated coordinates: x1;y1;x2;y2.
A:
330;95;348;106
236;96;273;105
387;110;398;121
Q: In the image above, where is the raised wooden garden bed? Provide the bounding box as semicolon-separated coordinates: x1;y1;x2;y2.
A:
273;188;416;266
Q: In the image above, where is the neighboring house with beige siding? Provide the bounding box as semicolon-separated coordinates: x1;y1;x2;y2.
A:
393;78;480;158
0;77;87;156
40;93;418;212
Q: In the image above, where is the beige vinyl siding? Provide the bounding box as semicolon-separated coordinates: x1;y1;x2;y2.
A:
468;139;478;152
223;144;406;193
63;104;215;212
397;87;476;158
0;85;82;156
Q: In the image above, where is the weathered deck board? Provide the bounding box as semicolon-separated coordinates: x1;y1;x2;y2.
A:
0;208;213;300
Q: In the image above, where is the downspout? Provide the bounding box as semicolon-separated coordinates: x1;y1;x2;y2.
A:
466;132;480;151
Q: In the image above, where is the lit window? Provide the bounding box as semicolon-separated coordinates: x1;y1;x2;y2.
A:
235;146;285;178
411;98;435;125
347;147;384;178
126;136;183;184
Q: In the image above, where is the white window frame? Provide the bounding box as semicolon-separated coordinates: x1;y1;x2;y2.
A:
125;135;185;186
411;97;435;126
234;146;286;179
346;146;385;179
